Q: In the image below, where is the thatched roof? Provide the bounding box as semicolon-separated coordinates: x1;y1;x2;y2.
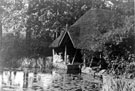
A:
69;9;114;51
50;9;115;51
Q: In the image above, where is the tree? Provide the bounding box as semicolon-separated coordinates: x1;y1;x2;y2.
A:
25;0;108;54
0;0;28;67
0;5;5;48
77;0;134;72
0;19;2;48
100;1;134;74
26;0;108;40
25;0;93;55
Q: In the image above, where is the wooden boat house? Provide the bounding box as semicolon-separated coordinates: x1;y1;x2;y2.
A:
49;28;83;69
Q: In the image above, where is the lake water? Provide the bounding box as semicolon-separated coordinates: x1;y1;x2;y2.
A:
0;68;102;91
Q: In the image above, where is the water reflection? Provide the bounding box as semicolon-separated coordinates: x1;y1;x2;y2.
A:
0;68;102;91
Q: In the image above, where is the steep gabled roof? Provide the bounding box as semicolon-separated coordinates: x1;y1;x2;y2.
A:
49;31;74;48
49;31;66;48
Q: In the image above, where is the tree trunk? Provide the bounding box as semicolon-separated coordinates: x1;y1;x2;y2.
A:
26;28;31;44
26;27;32;55
0;21;2;48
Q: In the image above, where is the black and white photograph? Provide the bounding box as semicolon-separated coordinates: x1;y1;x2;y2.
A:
0;0;134;91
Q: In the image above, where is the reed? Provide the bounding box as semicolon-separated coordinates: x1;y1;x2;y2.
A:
20;57;53;68
102;75;135;91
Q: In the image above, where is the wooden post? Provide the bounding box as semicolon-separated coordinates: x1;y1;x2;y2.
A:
72;50;77;64
64;46;67;64
83;53;86;67
52;48;55;62
55;30;58;39
89;56;93;67
64;24;68;64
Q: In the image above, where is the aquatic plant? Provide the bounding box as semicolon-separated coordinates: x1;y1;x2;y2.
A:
20;57;53;69
102;75;135;91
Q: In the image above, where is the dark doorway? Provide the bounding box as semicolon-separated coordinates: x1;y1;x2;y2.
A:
55;32;83;64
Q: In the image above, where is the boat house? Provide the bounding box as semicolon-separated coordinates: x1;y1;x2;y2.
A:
49;29;83;65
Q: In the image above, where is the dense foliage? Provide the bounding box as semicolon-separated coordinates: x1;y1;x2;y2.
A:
81;1;135;76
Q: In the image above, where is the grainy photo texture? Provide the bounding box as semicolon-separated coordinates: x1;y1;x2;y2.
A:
0;0;134;91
